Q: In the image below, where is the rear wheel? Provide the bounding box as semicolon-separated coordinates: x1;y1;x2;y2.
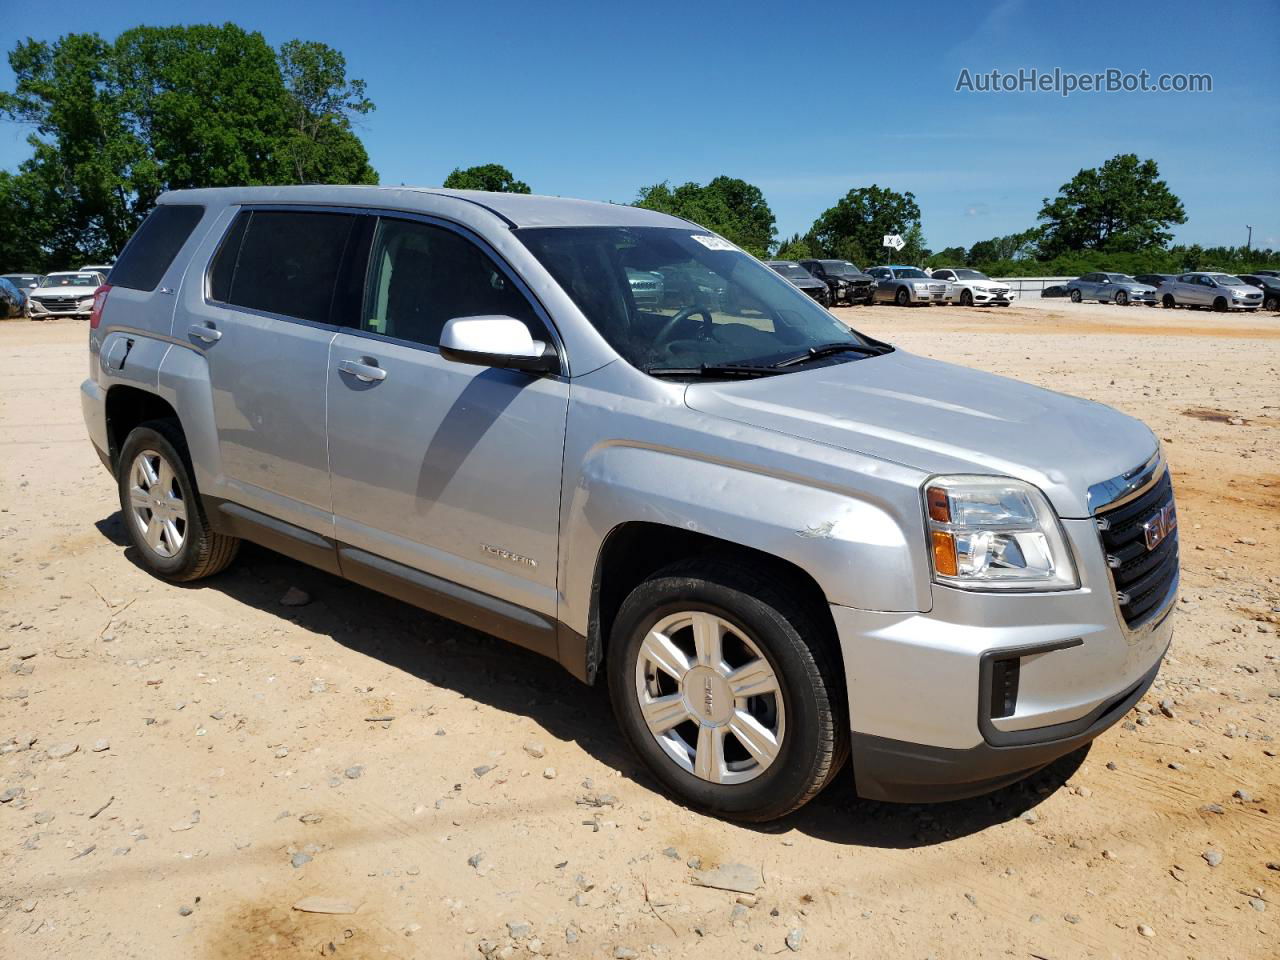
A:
1069;289;1082;303
1162;294;1176;309
959;289;973;307
117;420;240;582
1265;294;1279;312
608;557;846;822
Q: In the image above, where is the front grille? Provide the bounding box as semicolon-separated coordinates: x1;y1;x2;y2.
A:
1096;470;1179;628
37;296;81;308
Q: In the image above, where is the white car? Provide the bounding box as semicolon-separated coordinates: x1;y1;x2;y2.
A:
27;271;106;319
80;263;114;276
929;268;1015;307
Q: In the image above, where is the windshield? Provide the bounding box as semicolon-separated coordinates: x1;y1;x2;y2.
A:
518;227;873;373
892;268;928;279
41;273;99;287
771;263;815;280
1103;274;1136;282
1209;274;1246;285
952;269;989;280
823;261;863;277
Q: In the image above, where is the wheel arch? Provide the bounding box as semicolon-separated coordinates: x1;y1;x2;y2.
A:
585;521;840;686
105;385;180;469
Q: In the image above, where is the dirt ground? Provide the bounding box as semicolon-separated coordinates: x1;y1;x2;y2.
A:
2;301;1277;960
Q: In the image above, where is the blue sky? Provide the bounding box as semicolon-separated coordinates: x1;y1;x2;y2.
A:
2;0;1277;250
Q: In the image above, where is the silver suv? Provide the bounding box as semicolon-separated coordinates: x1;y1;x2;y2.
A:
81;187;1177;821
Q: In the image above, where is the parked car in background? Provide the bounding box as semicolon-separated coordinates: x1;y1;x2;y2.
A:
798;259;875;305
1041;284;1068;298
1159;273;1263;311
81;185;1176;820
1239;274;1280;311
2;272;43;291
1250;269;1279;278
0;277;24;318
928;268;1014;307
1067;273;1157;305
26;271;106;319
765;260;830;306
867;265;950;306
626;268;665;310
1134;274;1174;291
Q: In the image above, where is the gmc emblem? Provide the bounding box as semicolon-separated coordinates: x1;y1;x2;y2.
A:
1142;501;1177;551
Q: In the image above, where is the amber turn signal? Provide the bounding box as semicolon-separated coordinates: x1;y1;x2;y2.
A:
931;530;958;577
926;486;951;523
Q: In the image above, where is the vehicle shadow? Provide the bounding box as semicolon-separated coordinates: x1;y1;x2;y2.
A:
105;515;1086;849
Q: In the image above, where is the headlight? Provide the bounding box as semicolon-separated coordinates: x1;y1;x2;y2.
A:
923;476;1078;591
79;298;94;308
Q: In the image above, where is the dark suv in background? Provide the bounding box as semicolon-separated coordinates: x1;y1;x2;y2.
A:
799;259;875;305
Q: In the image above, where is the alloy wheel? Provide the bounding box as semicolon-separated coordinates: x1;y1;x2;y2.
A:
634;611;785;785
128;449;187;558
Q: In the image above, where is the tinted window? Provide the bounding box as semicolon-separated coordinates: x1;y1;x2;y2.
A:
110;204;204;291
362;218;546;348
211;210;354;324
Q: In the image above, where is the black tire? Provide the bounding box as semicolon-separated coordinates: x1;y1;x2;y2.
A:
959;289;973;307
116;419;240;582
895;286;910;307
1115;290;1129;306
1265;294;1279;312
1069;288;1082;303
1213;297;1228;313
607;557;847;822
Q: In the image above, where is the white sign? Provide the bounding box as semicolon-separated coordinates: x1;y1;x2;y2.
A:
690;234;738;252
882;233;905;251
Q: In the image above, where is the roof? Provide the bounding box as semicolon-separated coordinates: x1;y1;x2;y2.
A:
157;185;691;230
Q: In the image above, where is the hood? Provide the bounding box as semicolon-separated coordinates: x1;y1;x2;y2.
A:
32;285;98;297
791;276;825;289
833;272;874;283
1121;282;1157;293
684;350;1157;518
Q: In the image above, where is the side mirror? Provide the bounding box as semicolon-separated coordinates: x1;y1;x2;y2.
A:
439;315;557;374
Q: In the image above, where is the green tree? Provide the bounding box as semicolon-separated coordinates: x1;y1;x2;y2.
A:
773;232;814;261
277;39;376;184
925;245;967;268
966;228;1039;266
808;185;923;266
634;176;776;257
1037;153;1185;256
0;25;377;270
442;163;531;193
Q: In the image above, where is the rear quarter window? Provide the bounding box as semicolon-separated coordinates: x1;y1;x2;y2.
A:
109;204;205;291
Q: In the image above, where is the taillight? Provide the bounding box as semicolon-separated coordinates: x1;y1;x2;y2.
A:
89;284;112;329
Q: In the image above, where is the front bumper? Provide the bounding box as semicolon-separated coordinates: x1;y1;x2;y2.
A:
30;299;92;317
833;517;1176;802
971;288;1016;303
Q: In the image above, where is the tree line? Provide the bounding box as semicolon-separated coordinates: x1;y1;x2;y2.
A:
3;25;1275;276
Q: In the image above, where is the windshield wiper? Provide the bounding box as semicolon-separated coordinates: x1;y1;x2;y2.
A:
771;341;892;368
646;363;784;379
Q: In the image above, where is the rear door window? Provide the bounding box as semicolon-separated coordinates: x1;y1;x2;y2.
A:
208;209;355;325
109;204;205;291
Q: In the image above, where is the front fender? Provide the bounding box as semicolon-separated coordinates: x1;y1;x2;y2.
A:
559;441;933;637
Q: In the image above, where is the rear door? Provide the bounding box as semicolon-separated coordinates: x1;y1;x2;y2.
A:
182;207;366;535
325;214;569;627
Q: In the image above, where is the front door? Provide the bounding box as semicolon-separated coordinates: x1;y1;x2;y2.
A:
325;215;569;626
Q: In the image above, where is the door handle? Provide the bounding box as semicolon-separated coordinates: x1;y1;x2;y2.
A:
337;357;387;383
188;322;221;343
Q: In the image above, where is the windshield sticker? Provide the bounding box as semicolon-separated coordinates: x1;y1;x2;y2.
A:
690;234;738;252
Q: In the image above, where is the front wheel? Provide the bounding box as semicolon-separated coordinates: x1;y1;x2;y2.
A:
117;420;240;581
1265;294;1279;312
608;558;846;822
1213;297;1228;313
1115;290;1129;306
895;287;911;307
1069;289;1082;303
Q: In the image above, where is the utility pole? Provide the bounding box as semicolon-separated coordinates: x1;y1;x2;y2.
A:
1246;224;1253;252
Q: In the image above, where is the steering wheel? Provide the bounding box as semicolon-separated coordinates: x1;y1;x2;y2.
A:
653;306;714;347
